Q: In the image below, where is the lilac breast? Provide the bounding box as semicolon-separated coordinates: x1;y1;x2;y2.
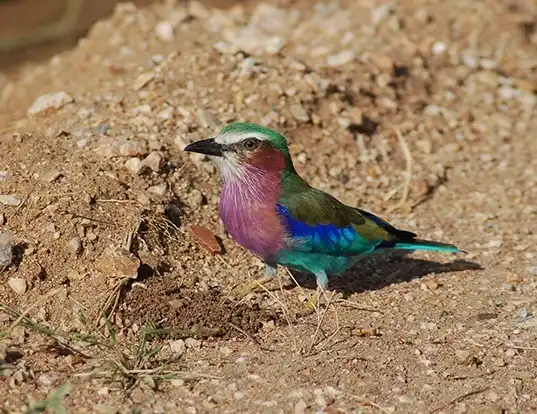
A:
219;174;286;259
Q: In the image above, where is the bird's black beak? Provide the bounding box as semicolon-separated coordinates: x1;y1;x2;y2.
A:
183;138;223;157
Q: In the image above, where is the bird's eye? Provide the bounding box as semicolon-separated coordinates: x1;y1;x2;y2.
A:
242;138;260;151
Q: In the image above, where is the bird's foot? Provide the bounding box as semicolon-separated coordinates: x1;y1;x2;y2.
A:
229;275;276;300
228;263;277;300
294;272;333;317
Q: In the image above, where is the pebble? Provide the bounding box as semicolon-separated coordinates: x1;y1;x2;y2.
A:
0;171;8;180
326;50;355;67
95;247;140;279
27;91;73;115
0;195;22;206
0;232;14;268
431;41;448;55
170;339;186;356
119;140;146;157
185;338;201;348
7;277;27;295
290;104;310;122
370;53;394;71
196;108;219;129
371;3;392;26
219;346;233;356
420;321;437;330
41;170;62;183
142;152;163;172
148;183;168;196
68;237;83;254
132;72;155;91
190;225;221;254
455;349;471;363
294;399;307;414
492;357;507;367
155;21;174;42
188;189;205;207
124;158;145;175
37;373;56;386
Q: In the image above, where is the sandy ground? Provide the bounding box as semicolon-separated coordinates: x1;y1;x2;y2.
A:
1;0;537;413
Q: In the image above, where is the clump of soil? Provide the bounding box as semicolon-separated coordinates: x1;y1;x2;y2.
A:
122;280;280;338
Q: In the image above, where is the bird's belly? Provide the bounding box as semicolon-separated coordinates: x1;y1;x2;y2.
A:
275;250;357;275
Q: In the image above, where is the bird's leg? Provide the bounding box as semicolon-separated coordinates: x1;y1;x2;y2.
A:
303;271;329;310
229;262;278;299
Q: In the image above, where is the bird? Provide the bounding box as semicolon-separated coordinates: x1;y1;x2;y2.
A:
184;122;463;296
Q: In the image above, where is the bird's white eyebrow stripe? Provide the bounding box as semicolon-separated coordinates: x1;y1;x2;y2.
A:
214;132;269;145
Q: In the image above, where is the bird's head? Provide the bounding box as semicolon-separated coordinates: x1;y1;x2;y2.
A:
184;122;294;182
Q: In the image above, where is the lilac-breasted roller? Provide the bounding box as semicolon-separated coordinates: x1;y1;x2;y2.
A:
184;122;462;292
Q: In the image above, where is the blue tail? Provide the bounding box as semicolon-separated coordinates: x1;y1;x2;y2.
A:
392;238;464;253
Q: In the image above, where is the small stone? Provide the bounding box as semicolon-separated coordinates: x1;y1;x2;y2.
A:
423;280;439;290
170;339;186;356
124;158;145;175
148;183;167;196
505;348;517;358
137;192;151;205
190;225;221;254
0;171;9;181
290;104;310;122
196;109;219;129
133;72;155;91
455;349;471;364
188;189;205;207
185;338;201;348
371;3;392;26
370;53;394;71
416;138;433;154
142;152;163;172
68;237;82;254
157;106;174;120
420;321;437;330
219;346;233;356
0;232;14;268
97;387;109;396
8;277;27;294
326;50;355;67
37;373;56;386
294;399;307;414
95;247;140;279
155;21;174;42
119;140;146;157
493;357;507;367
0;195;21;206
41;170;62;183
27;91;73;115
431;41;448;55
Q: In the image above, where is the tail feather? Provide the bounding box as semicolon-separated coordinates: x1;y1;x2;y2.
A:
391;238;464;253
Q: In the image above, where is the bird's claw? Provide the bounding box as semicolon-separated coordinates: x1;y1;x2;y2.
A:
228;275;275;300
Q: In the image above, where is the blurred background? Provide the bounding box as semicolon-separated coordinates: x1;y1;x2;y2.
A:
0;0;243;74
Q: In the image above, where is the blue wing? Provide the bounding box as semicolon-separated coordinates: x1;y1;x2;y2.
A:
277;204;382;256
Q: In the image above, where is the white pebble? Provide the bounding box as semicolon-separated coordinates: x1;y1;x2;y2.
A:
326;50;355;67
148;183;167;196
0;232;14;268
170;339;186;356
68;237;82;254
8;277;27;294
27;91;73;115
0;195;21;206
155;21;174;42
431;41;448;55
